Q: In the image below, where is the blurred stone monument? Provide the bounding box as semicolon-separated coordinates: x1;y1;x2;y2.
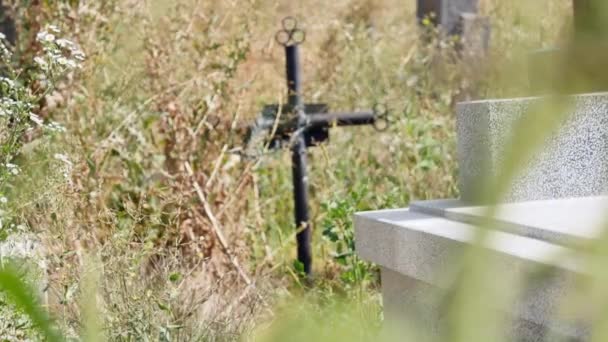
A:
530;0;608;94
417;0;490;55
417;0;478;36
0;1;16;46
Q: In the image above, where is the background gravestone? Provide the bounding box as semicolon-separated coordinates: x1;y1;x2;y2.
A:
416;0;478;36
573;0;607;39
570;0;608;92
416;0;489;56
530;0;608;94
0;1;15;46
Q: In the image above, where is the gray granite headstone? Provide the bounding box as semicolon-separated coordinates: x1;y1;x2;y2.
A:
355;196;597;341
456;93;608;202
417;0;489;57
0;1;16;46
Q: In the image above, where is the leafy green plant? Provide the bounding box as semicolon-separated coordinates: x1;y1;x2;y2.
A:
0;23;84;339
0;263;63;342
0;23;82;218
321;185;377;287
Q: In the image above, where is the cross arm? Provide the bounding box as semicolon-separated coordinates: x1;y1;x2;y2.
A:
306;111;376;127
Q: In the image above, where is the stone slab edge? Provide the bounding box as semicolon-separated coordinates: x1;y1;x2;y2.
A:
354;208;584;332
409;199;588;246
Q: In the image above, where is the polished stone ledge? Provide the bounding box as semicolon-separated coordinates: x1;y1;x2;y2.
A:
354;196;606;340
456;92;608;202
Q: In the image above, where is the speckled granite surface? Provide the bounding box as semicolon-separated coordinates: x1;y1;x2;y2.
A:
355;197;597;340
456;92;608;202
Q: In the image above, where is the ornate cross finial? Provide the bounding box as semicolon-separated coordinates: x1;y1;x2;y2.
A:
275;16;306;46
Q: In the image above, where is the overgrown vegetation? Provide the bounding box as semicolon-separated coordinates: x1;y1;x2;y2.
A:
0;0;577;340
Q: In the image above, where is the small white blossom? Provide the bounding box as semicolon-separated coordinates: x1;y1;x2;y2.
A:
48;25;61;33
56;38;73;49
54;153;72;166
56;56;68;65
66;59;78;69
29;113;44;126
34;56;48;69
36;31;55;43
54;153;73;184
5;163;19;175
0;41;11;58
56;56;79;69
0;197;7;204
0;76;15;88
46;121;66;132
0;33;5;40
74;53;85;62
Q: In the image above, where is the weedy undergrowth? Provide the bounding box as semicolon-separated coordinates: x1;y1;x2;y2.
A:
0;0;579;341
0;19;85;339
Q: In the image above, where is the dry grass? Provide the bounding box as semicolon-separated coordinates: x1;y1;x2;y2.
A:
0;0;574;340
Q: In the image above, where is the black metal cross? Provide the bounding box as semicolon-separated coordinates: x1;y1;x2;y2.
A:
248;17;388;277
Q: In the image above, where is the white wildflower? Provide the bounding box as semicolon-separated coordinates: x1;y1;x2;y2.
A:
0;33;5;40
46;121;66;133
34;56;48;69
55;56;77;69
48;25;61;33
29;113;44;126
66;59;78;69
36;31;55;43
54;153;73;184
56;56;68;65
54;153;73;166
74;53;85;62
0;41;11;58
56;38;74;49
0;76;15;88
0;197;7;204
6;163;19;175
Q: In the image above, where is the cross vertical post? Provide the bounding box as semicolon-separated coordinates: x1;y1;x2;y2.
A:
285;42;313;276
